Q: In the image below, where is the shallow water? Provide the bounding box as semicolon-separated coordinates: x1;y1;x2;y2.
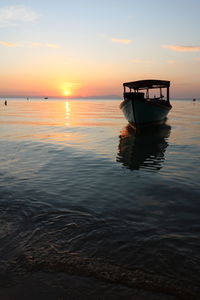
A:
0;99;200;299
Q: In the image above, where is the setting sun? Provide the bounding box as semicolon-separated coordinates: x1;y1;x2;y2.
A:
64;90;70;96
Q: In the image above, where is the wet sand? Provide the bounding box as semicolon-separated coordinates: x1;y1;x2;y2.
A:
0;271;177;300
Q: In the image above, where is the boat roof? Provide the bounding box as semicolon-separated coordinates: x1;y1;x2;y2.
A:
123;79;170;90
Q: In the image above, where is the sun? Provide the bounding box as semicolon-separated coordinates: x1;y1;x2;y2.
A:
64;90;70;96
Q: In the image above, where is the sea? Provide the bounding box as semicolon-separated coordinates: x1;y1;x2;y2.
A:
0;98;199;300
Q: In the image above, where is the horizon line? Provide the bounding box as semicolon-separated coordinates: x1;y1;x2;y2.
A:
1;96;198;101
0;94;122;99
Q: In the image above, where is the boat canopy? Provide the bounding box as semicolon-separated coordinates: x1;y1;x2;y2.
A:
123;79;170;90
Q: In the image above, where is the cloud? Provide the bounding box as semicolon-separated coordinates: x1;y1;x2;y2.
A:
132;59;153;64
30;42;60;48
162;45;200;52
0;41;21;47
167;60;176;64
111;38;132;44
0;41;60;49
47;44;60;48
0;5;40;27
30;42;43;47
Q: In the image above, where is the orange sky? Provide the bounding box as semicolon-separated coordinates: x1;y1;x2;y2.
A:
1;1;200;99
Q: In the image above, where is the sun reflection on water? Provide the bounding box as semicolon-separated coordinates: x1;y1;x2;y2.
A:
65;101;70;126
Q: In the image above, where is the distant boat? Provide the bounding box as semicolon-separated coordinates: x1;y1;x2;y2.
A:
120;79;172;129
44;97;48;99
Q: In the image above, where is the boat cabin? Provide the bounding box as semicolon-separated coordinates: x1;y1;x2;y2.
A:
123;79;171;106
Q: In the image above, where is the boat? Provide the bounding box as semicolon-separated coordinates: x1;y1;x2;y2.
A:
120;79;172;128
44;97;48;99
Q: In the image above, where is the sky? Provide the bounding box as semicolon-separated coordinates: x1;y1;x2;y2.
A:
1;0;200;98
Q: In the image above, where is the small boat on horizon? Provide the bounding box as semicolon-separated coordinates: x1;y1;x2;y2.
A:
120;79;172;129
44;97;48;99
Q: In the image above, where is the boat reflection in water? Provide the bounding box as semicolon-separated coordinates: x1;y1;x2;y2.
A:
117;124;171;171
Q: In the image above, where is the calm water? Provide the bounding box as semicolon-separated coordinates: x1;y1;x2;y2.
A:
0;99;200;299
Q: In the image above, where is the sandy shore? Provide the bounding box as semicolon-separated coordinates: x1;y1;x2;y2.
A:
0;271;177;300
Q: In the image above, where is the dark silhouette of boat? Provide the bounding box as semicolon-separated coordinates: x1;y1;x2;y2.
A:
117;123;171;171
120;79;172;128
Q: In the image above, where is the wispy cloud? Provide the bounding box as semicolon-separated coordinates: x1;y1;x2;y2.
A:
167;60;176;64
30;42;43;47
162;45;200;52
0;41;22;47
29;42;60;48
0;40;60;48
0;5;40;27
47;44;60;48
111;38;132;44
132;59;154;64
